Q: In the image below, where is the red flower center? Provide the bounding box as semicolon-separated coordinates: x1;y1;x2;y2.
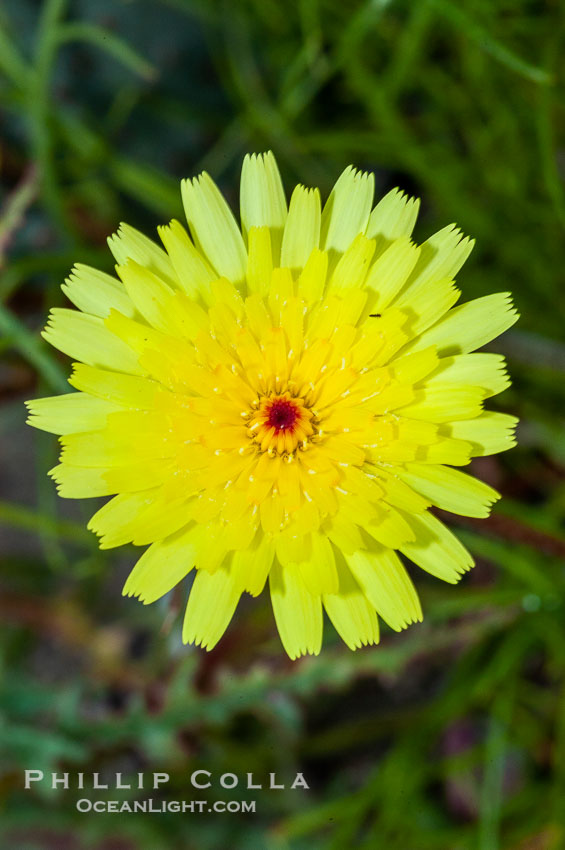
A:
266;398;299;432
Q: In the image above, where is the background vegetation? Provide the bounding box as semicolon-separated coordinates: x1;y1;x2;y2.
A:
1;1;565;847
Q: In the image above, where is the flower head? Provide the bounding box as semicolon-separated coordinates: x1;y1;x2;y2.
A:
27;153;518;658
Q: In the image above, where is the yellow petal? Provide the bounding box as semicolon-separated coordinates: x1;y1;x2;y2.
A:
69;364;161;407
25;393;119;435
123;523;198;603
281;185;321;271
233;532;275;596
443;412;518;456
395;278;460;336
108;222;177;288
364;502;416;548
181;172;247;285
269;561;323;659
157;219;215;299
240;151;287;262
323;557;379;649
296;248;328;303
424;353;510;398
398;462;500;517
366;188;420;253
400;509;474;583
116;260;177;333
320;166;374;260
298;533;338;595
183;562;242;650
364;236;421;311
60;430;174;468
398;384;485;422
329;234;375;292
89;490;157;548
345;545;422;632
403;224;474;294
403;293;519;356
246;226;273;296
43;309;143;375
62;264;135;318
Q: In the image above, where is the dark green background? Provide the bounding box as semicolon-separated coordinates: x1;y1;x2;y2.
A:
1;1;565;847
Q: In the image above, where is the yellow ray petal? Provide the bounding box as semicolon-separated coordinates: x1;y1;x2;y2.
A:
181;172;247;285
270;561;323;659
25;393;120;435
398;384;485;422
364;236;421;311
108;222;177;288
296;248;328;303
89;490;158;548
391;346;439;385
366;188;420;252
240;151;287;262
329;234;375;292
62;264;135;318
401;224;474;299
398;462;500;517
116;260;178;333
416;438;472;466
403;292;519;356
48;464;115;498
233;531;275;596
443;412;518;456
323;557;379;649
400;509;474;583
60;430;174;467
281;185;321;271
320;166;374;261
183;561;242;650
246;226;273;296
424;353;510;397
364;503;416;548
43;309;144;375
69;364;161;407
395;278;460;337
345;545;422;632
298;533;338;595
371;468;431;513
157;219;215;299
124;524;199;603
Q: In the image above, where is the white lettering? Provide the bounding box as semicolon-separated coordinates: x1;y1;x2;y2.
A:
220;773;238;789
291;773;309;790
24;770;43;789
116;773;131;790
153;772;169;789
269;773;284;790
191;770;211;789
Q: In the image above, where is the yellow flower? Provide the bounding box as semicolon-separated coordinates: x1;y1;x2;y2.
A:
26;153;519;658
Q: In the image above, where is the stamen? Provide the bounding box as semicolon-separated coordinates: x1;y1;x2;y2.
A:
246;391;317;456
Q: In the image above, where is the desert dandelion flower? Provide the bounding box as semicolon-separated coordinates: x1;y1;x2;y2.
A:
26;153;519;658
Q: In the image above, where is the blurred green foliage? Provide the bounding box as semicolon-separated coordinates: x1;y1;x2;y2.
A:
1;0;565;848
